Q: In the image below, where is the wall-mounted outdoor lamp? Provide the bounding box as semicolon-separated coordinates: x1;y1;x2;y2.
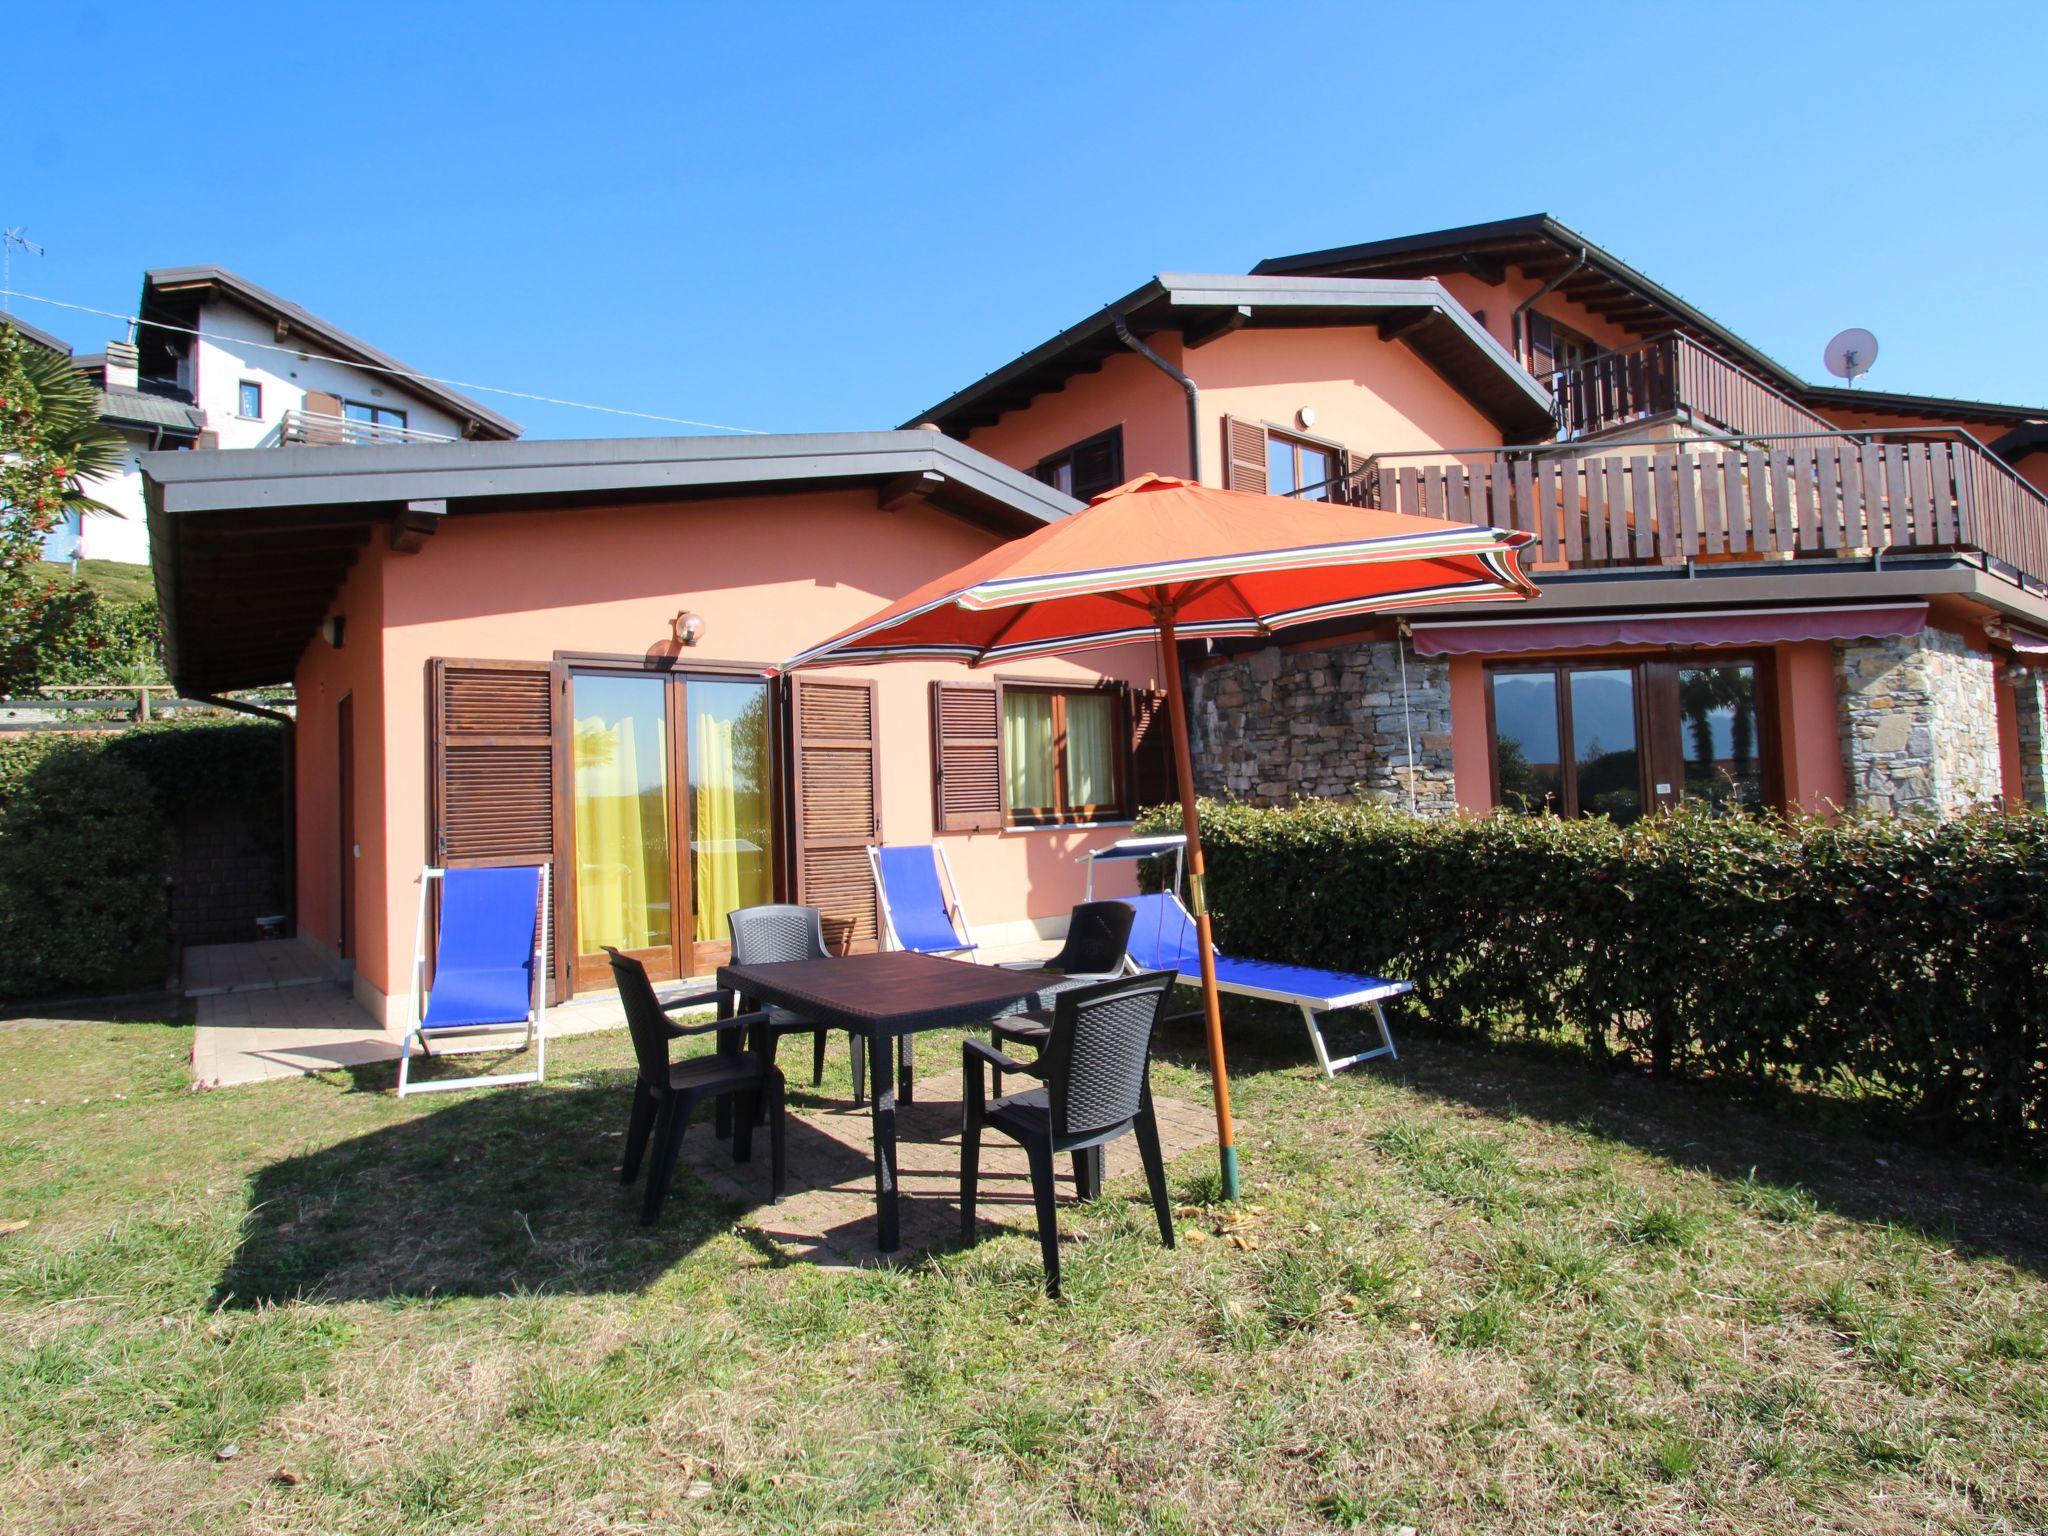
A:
672;611;704;647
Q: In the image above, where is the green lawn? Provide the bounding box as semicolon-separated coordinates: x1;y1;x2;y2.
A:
33;559;157;605
1;1001;2043;1534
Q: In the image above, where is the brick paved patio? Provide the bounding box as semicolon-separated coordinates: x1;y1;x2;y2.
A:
679;1067;1215;1264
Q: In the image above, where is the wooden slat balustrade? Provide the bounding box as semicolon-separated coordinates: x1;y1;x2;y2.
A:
1551;332;1844;443
1353;436;2048;589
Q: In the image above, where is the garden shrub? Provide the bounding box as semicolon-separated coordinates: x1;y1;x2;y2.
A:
0;720;286;1000
1138;799;2048;1155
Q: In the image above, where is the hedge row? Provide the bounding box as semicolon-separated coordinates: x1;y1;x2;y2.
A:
1139;799;2048;1155
0;721;286;1000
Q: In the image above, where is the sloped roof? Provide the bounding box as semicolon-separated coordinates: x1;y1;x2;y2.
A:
1257;215;2048;431
142;430;1081;694
906;273;1557;443
95;384;204;436
141;266;523;440
1;310;72;355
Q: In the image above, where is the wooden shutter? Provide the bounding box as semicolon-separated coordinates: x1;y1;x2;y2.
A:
1339;449;1369;507
1069;427;1125;500
427;658;563;995
1126;686;1177;813
1526;312;1556;375
1223;416;1269;493
301;389;345;444
791;677;881;953
932;681;1003;831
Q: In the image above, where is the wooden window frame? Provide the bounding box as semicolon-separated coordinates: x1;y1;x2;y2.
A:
1483;651;1781;818
1034;425;1125;501
999;680;1129;829
1262;423;1346;501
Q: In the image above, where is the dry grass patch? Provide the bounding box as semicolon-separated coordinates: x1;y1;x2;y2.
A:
0;1003;2043;1533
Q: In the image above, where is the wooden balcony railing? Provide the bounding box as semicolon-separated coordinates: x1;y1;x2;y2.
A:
1550;332;1841;443
1347;429;2048;593
271;409;457;447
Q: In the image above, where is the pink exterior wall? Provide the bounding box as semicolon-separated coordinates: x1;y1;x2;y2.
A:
1435;271;1641;362
956;351;1191;481
961;324;1513;488
298;490;1156;1025
1190;326;1500;466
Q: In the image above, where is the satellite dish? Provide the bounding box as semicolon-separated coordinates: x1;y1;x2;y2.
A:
1824;327;1879;386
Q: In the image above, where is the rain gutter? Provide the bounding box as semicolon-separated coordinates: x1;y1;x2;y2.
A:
1110;313;1203;484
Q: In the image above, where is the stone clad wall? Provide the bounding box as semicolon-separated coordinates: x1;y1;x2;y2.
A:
1836;628;2001;817
2013;668;2048;811
1185;638;1455;811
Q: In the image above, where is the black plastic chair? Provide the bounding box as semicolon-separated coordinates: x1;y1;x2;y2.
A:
727;904;875;1106
604;946;786;1224
960;969;1177;1298
988;899;1137;1096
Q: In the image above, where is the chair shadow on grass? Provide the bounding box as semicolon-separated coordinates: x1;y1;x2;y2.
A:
1258;995;2048;1280
210;1058;812;1309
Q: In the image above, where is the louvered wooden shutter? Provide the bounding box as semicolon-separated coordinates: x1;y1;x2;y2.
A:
1069;428;1125;500
301;390;345;444
1223;416;1268;492
932;682;1002;831
1126;686;1177;813
1526;312;1555;374
1339;449;1369;507
428;658;562;996
791;677;881;953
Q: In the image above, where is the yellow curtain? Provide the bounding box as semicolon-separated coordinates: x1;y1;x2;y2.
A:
691;714;742;942
1004;690;1056;812
573;714;669;952
1064;692;1115;809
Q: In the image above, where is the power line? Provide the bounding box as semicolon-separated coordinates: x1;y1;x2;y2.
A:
0;287;770;436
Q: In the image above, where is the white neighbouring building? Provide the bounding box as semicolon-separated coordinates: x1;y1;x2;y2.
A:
41;267;521;564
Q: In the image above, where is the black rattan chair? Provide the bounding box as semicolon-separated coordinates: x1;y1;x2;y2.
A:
727;904;872;1105
988;900;1137;1096
604;946;785;1224
960;969;1176;1297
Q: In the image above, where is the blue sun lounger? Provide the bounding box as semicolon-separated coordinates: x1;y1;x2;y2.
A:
400;863;551;1097
868;844;976;957
1117;891;1408;1077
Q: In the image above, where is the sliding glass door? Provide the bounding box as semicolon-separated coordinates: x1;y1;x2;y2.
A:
570;669;777;987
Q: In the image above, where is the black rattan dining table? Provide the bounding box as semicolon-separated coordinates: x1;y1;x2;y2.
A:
716;950;1065;1252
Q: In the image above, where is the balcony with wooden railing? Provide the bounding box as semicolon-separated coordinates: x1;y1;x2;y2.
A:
1550;331;1840;443
1341;428;2048;596
269;409;458;448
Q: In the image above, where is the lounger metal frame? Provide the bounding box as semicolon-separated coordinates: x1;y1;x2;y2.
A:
399;862;551;1097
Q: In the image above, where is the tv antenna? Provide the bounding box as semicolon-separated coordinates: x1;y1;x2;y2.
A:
2;226;46;314
1824;327;1878;388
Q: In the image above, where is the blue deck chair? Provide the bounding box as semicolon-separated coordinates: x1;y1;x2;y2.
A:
1118;891;1410;1077
400;863;551;1097
868;844;976;957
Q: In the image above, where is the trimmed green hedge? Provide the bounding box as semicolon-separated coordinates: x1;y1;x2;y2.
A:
1139;799;2048;1154
0;721;286;1000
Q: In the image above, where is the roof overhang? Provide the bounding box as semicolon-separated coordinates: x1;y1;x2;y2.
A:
140;266;524;440
142;431;1082;696
905;273;1558;444
1;311;72;355
1256;215;2048;430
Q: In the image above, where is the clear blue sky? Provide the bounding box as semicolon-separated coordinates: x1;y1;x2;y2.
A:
8;1;2044;442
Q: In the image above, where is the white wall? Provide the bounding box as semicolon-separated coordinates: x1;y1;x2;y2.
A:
191;300;467;449
74;427;155;564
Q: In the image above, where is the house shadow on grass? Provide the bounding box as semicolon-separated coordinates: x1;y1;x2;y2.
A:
1374;1016;2048;1280
211;1062;799;1308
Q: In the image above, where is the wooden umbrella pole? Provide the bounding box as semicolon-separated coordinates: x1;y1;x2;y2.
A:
1155;613;1240;1201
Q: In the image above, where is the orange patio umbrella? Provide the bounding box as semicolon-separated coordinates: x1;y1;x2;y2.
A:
784;473;1537;1199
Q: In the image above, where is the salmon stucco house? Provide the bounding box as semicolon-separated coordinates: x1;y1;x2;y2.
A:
144;434;1172;1024
909;216;2048;823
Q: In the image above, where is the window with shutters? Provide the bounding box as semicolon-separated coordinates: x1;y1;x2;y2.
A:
1223;414;1346;501
1034;426;1124;501
1001;684;1124;827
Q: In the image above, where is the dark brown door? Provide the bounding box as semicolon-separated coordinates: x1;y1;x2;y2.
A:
338;694;355;962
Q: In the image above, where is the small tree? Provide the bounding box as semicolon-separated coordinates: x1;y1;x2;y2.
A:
0;323;129;687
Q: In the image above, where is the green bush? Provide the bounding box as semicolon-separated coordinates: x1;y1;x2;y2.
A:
0;720;286;1001
1139;799;2048;1155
